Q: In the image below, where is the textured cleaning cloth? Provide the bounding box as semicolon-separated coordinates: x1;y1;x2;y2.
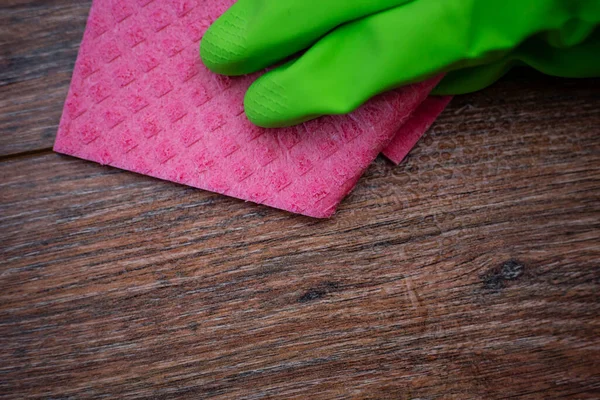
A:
382;96;452;165
54;0;441;218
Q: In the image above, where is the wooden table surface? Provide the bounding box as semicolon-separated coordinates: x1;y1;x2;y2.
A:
1;1;599;399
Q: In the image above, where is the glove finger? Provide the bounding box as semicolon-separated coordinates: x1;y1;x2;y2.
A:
435;28;600;95
200;0;410;75
243;0;457;127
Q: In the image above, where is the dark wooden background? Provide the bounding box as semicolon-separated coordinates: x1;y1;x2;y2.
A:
1;1;599;399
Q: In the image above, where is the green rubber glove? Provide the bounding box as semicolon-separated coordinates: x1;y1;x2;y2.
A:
200;0;600;127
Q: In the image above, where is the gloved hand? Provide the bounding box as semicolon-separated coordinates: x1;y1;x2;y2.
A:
200;0;600;127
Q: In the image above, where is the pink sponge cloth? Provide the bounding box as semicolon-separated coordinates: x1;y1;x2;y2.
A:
53;0;442;218
382;96;453;165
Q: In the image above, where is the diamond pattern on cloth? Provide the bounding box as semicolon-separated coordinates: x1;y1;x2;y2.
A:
54;0;441;218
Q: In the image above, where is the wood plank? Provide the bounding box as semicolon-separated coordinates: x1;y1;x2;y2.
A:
2;78;599;398
0;0;91;156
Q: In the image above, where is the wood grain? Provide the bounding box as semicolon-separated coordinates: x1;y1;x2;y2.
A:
1;0;600;398
0;0;91;156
